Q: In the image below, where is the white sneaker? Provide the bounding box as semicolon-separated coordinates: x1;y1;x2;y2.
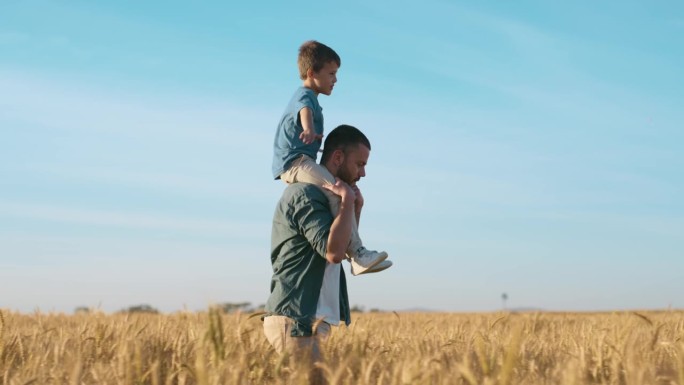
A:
349;247;388;276
356;260;393;275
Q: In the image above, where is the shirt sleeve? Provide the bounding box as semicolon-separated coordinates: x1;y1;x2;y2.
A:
291;187;332;259
295;90;315;111
293;91;316;126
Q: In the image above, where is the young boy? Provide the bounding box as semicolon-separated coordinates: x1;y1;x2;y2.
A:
271;40;391;275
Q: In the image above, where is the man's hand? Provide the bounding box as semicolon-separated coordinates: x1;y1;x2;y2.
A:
299;129;323;145
322;178;355;204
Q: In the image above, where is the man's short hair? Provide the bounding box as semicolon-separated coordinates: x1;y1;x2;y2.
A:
321;125;371;164
298;40;341;80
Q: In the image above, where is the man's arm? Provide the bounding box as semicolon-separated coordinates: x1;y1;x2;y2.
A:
293;182;355;264
322;180;355;264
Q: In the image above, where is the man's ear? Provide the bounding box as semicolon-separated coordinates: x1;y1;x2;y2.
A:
332;149;345;166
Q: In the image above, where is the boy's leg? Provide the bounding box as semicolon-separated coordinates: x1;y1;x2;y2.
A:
279;155;308;185
282;156;388;275
280;155;335;186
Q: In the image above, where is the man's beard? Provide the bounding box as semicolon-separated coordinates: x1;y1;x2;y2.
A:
337;164;356;185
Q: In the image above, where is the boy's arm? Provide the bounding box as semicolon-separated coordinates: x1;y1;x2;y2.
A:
298;107;323;145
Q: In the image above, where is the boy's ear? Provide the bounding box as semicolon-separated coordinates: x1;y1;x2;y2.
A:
306;68;315;79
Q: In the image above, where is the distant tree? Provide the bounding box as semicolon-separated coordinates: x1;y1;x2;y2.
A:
350;304;365;313
218;302;252;313
121;304;159;314
501;293;508;310
74;306;90;314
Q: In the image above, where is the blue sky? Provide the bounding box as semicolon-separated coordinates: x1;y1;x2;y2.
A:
1;0;682;313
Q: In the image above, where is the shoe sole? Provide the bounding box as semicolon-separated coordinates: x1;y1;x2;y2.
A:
357;260;393;275
351;252;388;275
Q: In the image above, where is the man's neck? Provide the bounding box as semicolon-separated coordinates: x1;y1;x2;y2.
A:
321;161;336;178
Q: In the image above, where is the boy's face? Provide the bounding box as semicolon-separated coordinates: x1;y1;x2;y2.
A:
309;61;338;96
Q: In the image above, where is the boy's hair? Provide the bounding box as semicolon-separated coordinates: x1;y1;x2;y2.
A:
298;40;341;80
321;124;371;164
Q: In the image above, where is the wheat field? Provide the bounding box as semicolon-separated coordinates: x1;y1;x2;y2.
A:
1;308;682;385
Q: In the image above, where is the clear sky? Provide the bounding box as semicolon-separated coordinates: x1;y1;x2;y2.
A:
1;1;682;314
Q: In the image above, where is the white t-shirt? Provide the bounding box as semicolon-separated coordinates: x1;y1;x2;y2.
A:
315;262;341;325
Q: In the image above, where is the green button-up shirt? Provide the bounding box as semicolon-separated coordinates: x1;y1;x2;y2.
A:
265;183;351;337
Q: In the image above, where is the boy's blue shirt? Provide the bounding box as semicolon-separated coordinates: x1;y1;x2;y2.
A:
272;87;324;179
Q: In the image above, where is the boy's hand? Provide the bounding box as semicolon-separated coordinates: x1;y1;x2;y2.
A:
351;184;364;209
300;129;323;145
322;178;355;203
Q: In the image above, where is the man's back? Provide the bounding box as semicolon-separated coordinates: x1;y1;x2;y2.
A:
267;183;350;336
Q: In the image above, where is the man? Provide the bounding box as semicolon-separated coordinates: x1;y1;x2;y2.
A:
263;124;391;379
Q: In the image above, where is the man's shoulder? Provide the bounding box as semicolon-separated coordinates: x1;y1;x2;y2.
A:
282;183;325;201
279;183;328;209
276;183;330;220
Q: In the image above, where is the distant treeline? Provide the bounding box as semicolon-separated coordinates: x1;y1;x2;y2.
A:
74;302;379;314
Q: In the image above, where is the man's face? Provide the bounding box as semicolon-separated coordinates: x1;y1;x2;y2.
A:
310;61;338;96
337;144;370;185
